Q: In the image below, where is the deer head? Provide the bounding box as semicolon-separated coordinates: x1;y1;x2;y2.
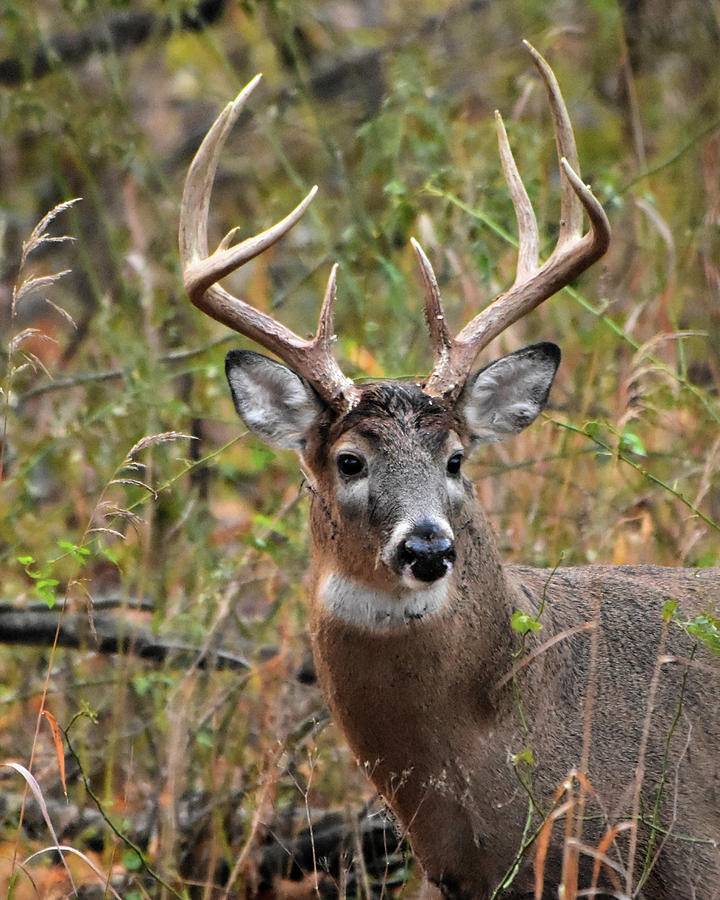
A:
179;43;609;617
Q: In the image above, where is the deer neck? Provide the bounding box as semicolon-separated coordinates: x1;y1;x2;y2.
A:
304;489;548;857
306;493;523;687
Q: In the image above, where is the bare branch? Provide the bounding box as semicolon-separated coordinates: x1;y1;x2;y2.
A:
0;606;249;671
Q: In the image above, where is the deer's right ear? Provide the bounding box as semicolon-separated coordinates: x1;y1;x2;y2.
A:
225;350;325;449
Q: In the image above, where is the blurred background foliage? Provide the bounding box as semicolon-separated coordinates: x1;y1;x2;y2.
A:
0;0;719;896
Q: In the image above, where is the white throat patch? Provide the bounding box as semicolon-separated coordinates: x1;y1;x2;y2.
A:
319;572;449;629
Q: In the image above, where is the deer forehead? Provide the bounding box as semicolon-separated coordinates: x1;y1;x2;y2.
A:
331;422;461;465
316;381;464;466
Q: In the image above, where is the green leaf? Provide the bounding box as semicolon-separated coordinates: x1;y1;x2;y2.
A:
510;610;542;635
121;848;144;872
100;545;120;565
383;179;406;197
250;444;275;468
17;555;35;566
662;599;677;622
583;421;601;438
685;615;720;657
511;747;535;767
132;674;151;697
58;540;90;564
195;729;214;748
80;700;99;724
36;578;59;607
619;430;647;457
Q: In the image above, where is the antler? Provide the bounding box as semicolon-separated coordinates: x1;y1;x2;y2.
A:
417;41;611;400
179;75;360;411
181;46;609;410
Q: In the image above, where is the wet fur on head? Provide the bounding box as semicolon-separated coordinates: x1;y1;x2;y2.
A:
308;381;458;467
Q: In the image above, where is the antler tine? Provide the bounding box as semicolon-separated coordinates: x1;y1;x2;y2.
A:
523;40;583;244
181;75;262;270
316;263;339;345
423;43;610;400
179;78;359;411
495;110;539;283
411;238;452;371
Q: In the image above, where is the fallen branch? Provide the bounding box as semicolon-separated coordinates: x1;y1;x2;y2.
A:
0;0;227;86
16;334;234;406
0;604;249;670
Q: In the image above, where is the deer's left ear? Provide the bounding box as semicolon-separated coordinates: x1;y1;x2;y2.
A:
457;342;560;447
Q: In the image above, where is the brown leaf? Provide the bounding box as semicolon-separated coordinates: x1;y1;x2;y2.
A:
42;709;67;797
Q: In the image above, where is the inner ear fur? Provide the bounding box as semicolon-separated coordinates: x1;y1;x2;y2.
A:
457;342;561;447
225;349;325;449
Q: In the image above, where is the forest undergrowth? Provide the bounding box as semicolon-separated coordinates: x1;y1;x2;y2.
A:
1;0;719;896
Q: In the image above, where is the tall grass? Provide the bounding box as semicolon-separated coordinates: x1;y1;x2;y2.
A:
0;0;718;895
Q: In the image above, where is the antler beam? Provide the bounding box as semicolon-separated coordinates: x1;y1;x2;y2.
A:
179;76;359;411
180;44;609;412
418;41;611;400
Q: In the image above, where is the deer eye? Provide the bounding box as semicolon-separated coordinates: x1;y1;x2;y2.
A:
447;452;463;476
336;452;366;478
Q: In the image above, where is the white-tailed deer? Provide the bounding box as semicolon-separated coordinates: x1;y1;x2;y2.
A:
180;44;720;899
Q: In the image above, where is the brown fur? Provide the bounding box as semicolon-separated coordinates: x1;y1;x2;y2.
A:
300;382;720;899
190;58;711;897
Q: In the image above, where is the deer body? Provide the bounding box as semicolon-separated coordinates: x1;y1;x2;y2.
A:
180;46;720;897
296;379;720;898
313;559;720;897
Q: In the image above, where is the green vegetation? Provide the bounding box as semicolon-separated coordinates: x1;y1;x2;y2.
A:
1;0;718;895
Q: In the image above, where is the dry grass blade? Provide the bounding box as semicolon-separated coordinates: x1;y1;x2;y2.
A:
97;503;145;532
635;197;675;262
43;296;77;328
631;331;706;365
109;477;158;498
625;619;670;892
1;761;77;892
117;460;146;473
9;329;51;352
534;796;575;898
14;270;72;306
534;769;608;898
127;430;195;458
493;621;597;692
23;844;123;900
570;840;629;895
3;858;39;894
590;823;632;892
87;526;126;539
19;350;54;379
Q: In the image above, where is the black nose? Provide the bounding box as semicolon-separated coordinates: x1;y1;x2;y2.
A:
396;521;456;583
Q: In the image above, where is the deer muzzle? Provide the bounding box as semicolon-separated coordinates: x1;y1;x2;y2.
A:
391;519;456;585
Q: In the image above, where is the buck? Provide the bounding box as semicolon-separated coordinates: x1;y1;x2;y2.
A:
179;45;720;899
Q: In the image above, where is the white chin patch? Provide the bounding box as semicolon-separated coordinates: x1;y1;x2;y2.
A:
319;572;450;629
